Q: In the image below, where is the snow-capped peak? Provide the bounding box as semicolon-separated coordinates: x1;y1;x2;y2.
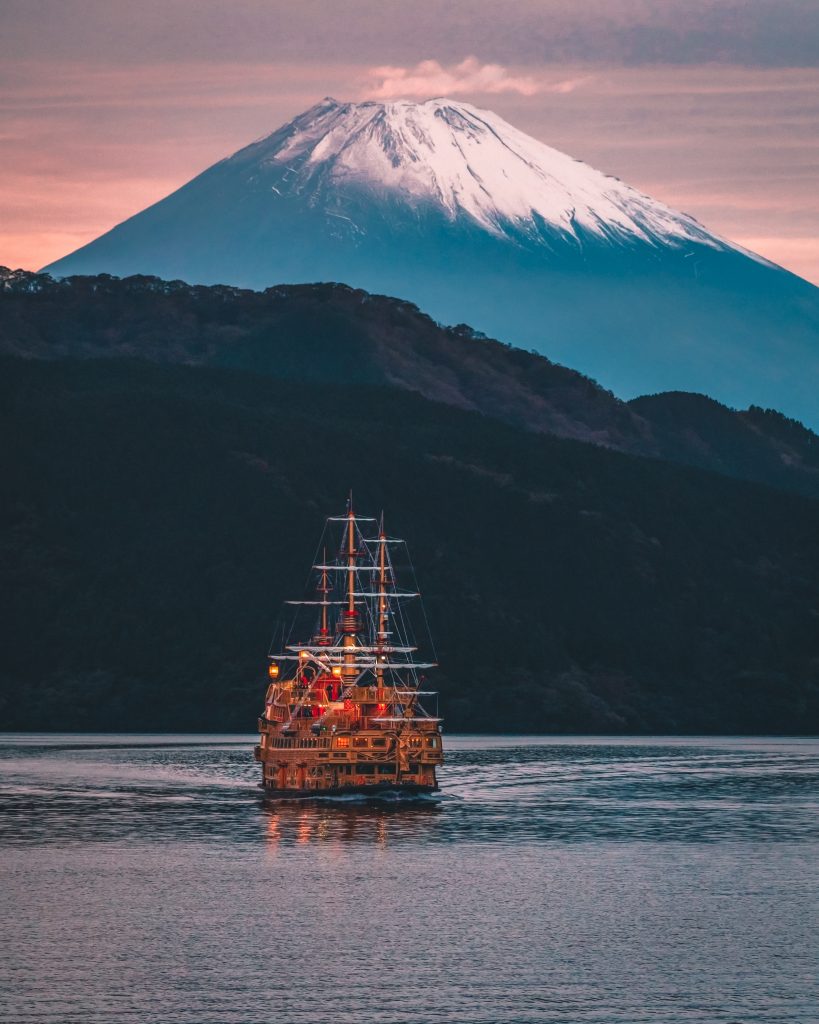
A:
235;97;728;252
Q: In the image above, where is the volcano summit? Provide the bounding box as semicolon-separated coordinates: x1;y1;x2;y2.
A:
43;98;819;424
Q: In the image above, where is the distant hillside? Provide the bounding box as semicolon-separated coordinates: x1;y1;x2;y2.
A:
630;393;819;488
2;269;818;498
2;357;818;734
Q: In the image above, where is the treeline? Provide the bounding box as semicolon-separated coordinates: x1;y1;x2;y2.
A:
2;268;818;499
2;356;818;734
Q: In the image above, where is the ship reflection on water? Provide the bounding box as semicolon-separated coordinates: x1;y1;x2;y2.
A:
263;797;443;850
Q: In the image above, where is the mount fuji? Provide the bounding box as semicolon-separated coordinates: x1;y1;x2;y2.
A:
43;98;819;425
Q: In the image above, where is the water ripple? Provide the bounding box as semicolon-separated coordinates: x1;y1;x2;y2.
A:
1;735;818;1024
0;734;817;847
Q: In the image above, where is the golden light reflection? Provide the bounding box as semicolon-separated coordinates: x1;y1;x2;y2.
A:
296;811;312;845
265;811;281;852
262;801;441;850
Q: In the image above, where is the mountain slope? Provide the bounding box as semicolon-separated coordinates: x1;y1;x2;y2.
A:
2;356;818;733
3;268;818;498
41;98;819;427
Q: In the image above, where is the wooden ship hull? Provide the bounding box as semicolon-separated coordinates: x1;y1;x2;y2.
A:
254;699;442;798
255;778;438;800
255;501;443;798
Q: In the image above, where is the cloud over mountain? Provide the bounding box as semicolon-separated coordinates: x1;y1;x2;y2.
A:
365;57;543;98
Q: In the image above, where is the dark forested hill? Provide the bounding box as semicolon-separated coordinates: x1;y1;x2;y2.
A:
2;268;818;499
2;357;818;734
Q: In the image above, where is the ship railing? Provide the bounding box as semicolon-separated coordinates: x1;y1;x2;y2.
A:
338;685;437;703
345;716;441;733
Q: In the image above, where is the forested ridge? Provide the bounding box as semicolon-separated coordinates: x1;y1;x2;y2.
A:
3;356;818;733
3;268;817;499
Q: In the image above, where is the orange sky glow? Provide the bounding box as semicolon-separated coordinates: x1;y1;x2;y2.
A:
2;4;817;285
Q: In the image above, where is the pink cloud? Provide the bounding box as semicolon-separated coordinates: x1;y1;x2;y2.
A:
364;57;555;99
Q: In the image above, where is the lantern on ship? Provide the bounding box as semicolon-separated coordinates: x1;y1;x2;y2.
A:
268;663;280;679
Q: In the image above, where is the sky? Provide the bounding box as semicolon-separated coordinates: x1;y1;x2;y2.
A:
2;0;818;284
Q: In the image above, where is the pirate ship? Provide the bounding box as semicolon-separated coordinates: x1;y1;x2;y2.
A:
254;501;443;797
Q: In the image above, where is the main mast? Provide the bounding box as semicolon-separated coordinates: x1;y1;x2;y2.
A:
376;514;388;688
343;497;358;681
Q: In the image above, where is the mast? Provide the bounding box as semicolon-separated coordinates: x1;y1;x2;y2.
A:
316;548;330;646
343;494;357;680
321;558;329;638
376;513;388;688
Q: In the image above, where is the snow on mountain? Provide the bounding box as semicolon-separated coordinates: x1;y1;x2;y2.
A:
232;97;735;254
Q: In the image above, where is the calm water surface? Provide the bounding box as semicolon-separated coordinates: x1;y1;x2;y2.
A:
1;734;817;1024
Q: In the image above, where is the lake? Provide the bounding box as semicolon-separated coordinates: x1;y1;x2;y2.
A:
1;734;817;1024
